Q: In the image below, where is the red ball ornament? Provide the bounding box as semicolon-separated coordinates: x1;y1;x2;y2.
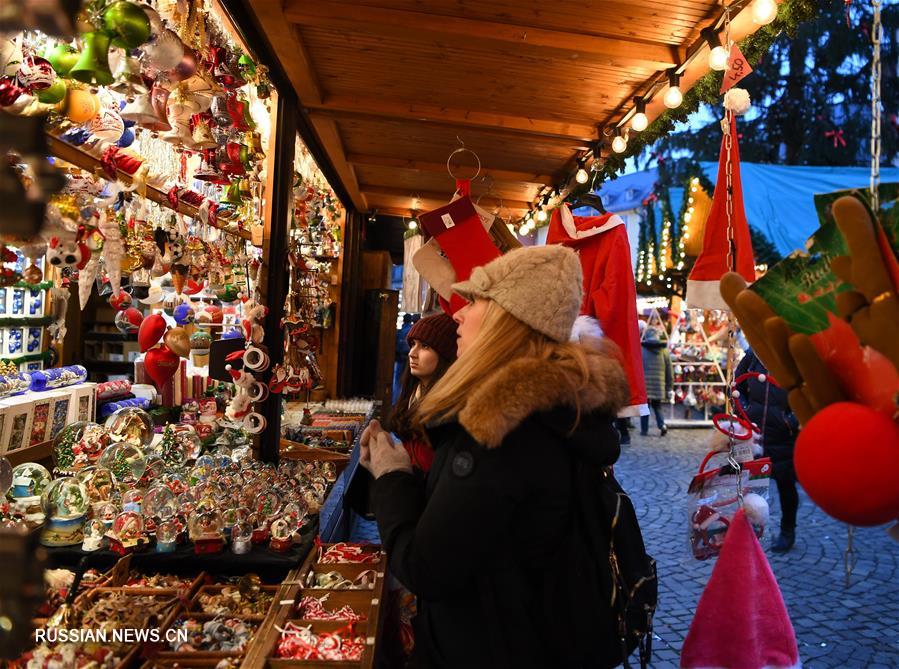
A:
795;402;899;526
138;313;167;352
144;344;180;389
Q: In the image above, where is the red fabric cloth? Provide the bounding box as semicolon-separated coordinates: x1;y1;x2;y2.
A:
681;509;800;669
687;114;756;309
546;207;646;411
402;436;435;473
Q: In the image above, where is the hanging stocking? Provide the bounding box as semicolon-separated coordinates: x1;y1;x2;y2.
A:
417;194;501;314
687;113;756;310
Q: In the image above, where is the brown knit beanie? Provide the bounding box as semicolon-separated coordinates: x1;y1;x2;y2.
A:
407;313;458;362
451;245;583;342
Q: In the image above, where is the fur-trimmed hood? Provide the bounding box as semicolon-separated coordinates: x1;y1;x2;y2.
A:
458;337;630;448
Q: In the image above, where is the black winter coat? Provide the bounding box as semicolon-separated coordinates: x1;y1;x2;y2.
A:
735;350;799;458
372;339;630;669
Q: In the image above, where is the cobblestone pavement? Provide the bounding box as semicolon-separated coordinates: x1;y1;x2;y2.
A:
616;428;899;669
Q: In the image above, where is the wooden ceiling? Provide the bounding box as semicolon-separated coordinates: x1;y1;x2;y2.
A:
248;0;765;218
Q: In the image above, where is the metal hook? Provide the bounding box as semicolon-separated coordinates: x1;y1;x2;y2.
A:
447;146;481;181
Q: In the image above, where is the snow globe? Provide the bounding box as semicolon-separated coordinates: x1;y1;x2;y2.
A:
254;490;282;520
82;518;106;552
250;511;270;544
110;510;145;555
143;454;166;480
39;477;89;546
98;442;147;484
53;422;111;473
143;485;177;523
121;488;143;514
96;501;120;530
231;520;252;555
105;407;154;448
269;516;293;553
76;466;117;514
189;509;224;555
155;519;178;553
10;462;52;522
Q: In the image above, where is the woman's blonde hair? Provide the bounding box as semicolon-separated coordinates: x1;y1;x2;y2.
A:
416;300;593;427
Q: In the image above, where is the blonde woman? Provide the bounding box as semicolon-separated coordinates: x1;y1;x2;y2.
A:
361;245;631;669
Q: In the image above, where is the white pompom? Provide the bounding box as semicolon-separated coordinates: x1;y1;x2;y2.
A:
758;373;767;383
743;492;770;527
723;87;752;115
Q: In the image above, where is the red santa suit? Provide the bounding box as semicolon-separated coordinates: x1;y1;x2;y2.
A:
547;205;647;416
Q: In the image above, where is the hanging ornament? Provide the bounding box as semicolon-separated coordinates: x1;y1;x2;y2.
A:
163;327;191;358
102;1;152;49
144;344;180;388
15;56;56;91
78;253;100;310
115;307;143;333
138;313;166;352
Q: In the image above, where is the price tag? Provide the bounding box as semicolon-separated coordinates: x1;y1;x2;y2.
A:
720;44;753;93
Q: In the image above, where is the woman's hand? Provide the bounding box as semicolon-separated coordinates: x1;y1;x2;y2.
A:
360;419;412;478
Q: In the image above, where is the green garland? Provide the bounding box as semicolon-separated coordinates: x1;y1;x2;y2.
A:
566;0;821;200
0;350;53;365
14;280;53;291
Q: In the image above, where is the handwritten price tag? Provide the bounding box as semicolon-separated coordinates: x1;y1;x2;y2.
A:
720;44;753;93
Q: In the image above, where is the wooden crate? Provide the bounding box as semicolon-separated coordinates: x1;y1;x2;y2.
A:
189;584;279;621
155;611;260;660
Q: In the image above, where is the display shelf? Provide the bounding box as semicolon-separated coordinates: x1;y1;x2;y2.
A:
84;360;134;372
47;135;254;244
280;438;352;465
5;440;53;466
85;331;138;342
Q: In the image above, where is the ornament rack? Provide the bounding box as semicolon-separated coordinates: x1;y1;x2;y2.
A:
667;309;728;426
46;134;255;244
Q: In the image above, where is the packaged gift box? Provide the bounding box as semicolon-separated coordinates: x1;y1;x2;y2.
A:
0;395;35;454
67;382;98;424
28;390;69;446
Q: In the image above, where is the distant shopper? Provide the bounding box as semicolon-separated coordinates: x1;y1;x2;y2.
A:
393;314;414;402
640;327;672;436
388;312;458;472
736;349;800;553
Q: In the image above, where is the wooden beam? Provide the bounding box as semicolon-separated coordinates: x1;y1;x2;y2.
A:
306;96;597;142
307;110;367;213
283;1;677;70
361;185;532;211
347;153;555;187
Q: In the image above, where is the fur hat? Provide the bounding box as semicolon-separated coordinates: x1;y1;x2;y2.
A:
452;245;583;342
407;312;458;362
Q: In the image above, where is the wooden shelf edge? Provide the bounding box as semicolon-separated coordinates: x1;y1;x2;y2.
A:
4;440;53;467
46;135;255;244
279;438;351;463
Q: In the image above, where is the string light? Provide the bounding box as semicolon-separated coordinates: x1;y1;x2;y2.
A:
536;209;548;223
663;70;683;109
631;97;648;132
576;165;589;184
751;0;778;25
611;128;628;154
702;28;729;71
408;218;418;230
518;223;529;236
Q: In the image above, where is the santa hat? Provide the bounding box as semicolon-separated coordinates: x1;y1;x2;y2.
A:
687;114;756;310
681;509;800;669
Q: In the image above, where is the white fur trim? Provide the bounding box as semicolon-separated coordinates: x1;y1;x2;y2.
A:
559;206;625;239
618;403;648;418
686;279;730;311
570;315;604;342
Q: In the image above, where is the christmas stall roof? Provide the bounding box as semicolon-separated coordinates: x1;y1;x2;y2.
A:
241;0;780;219
596;162;899;255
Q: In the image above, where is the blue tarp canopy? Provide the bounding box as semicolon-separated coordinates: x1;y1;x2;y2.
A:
595;163;899;255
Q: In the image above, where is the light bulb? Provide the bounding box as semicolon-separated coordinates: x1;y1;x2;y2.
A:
751;0;778;25
709;46;729;71
631;112;648;132
518;224;529;236
611;134;627;154
663;86;683;109
408;219;418;230
575;167;589;184
536;209;548;222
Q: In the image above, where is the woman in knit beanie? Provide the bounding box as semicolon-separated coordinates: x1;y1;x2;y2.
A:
360;245;634;669
388;312;458;472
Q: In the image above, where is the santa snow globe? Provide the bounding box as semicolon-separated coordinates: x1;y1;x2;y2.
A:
269;516;293;553
82;519;106;552
110;510;146;555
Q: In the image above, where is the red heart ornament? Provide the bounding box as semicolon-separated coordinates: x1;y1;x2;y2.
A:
138;313;167;352
144;344;180;389
109;291;132;310
123;307;143;329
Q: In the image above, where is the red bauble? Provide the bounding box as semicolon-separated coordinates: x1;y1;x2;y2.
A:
0;76;25;106
144;344;180;389
138;313;167;352
795;402;899;526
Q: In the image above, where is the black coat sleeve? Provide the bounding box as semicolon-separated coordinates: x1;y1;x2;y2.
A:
371;442;519;601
